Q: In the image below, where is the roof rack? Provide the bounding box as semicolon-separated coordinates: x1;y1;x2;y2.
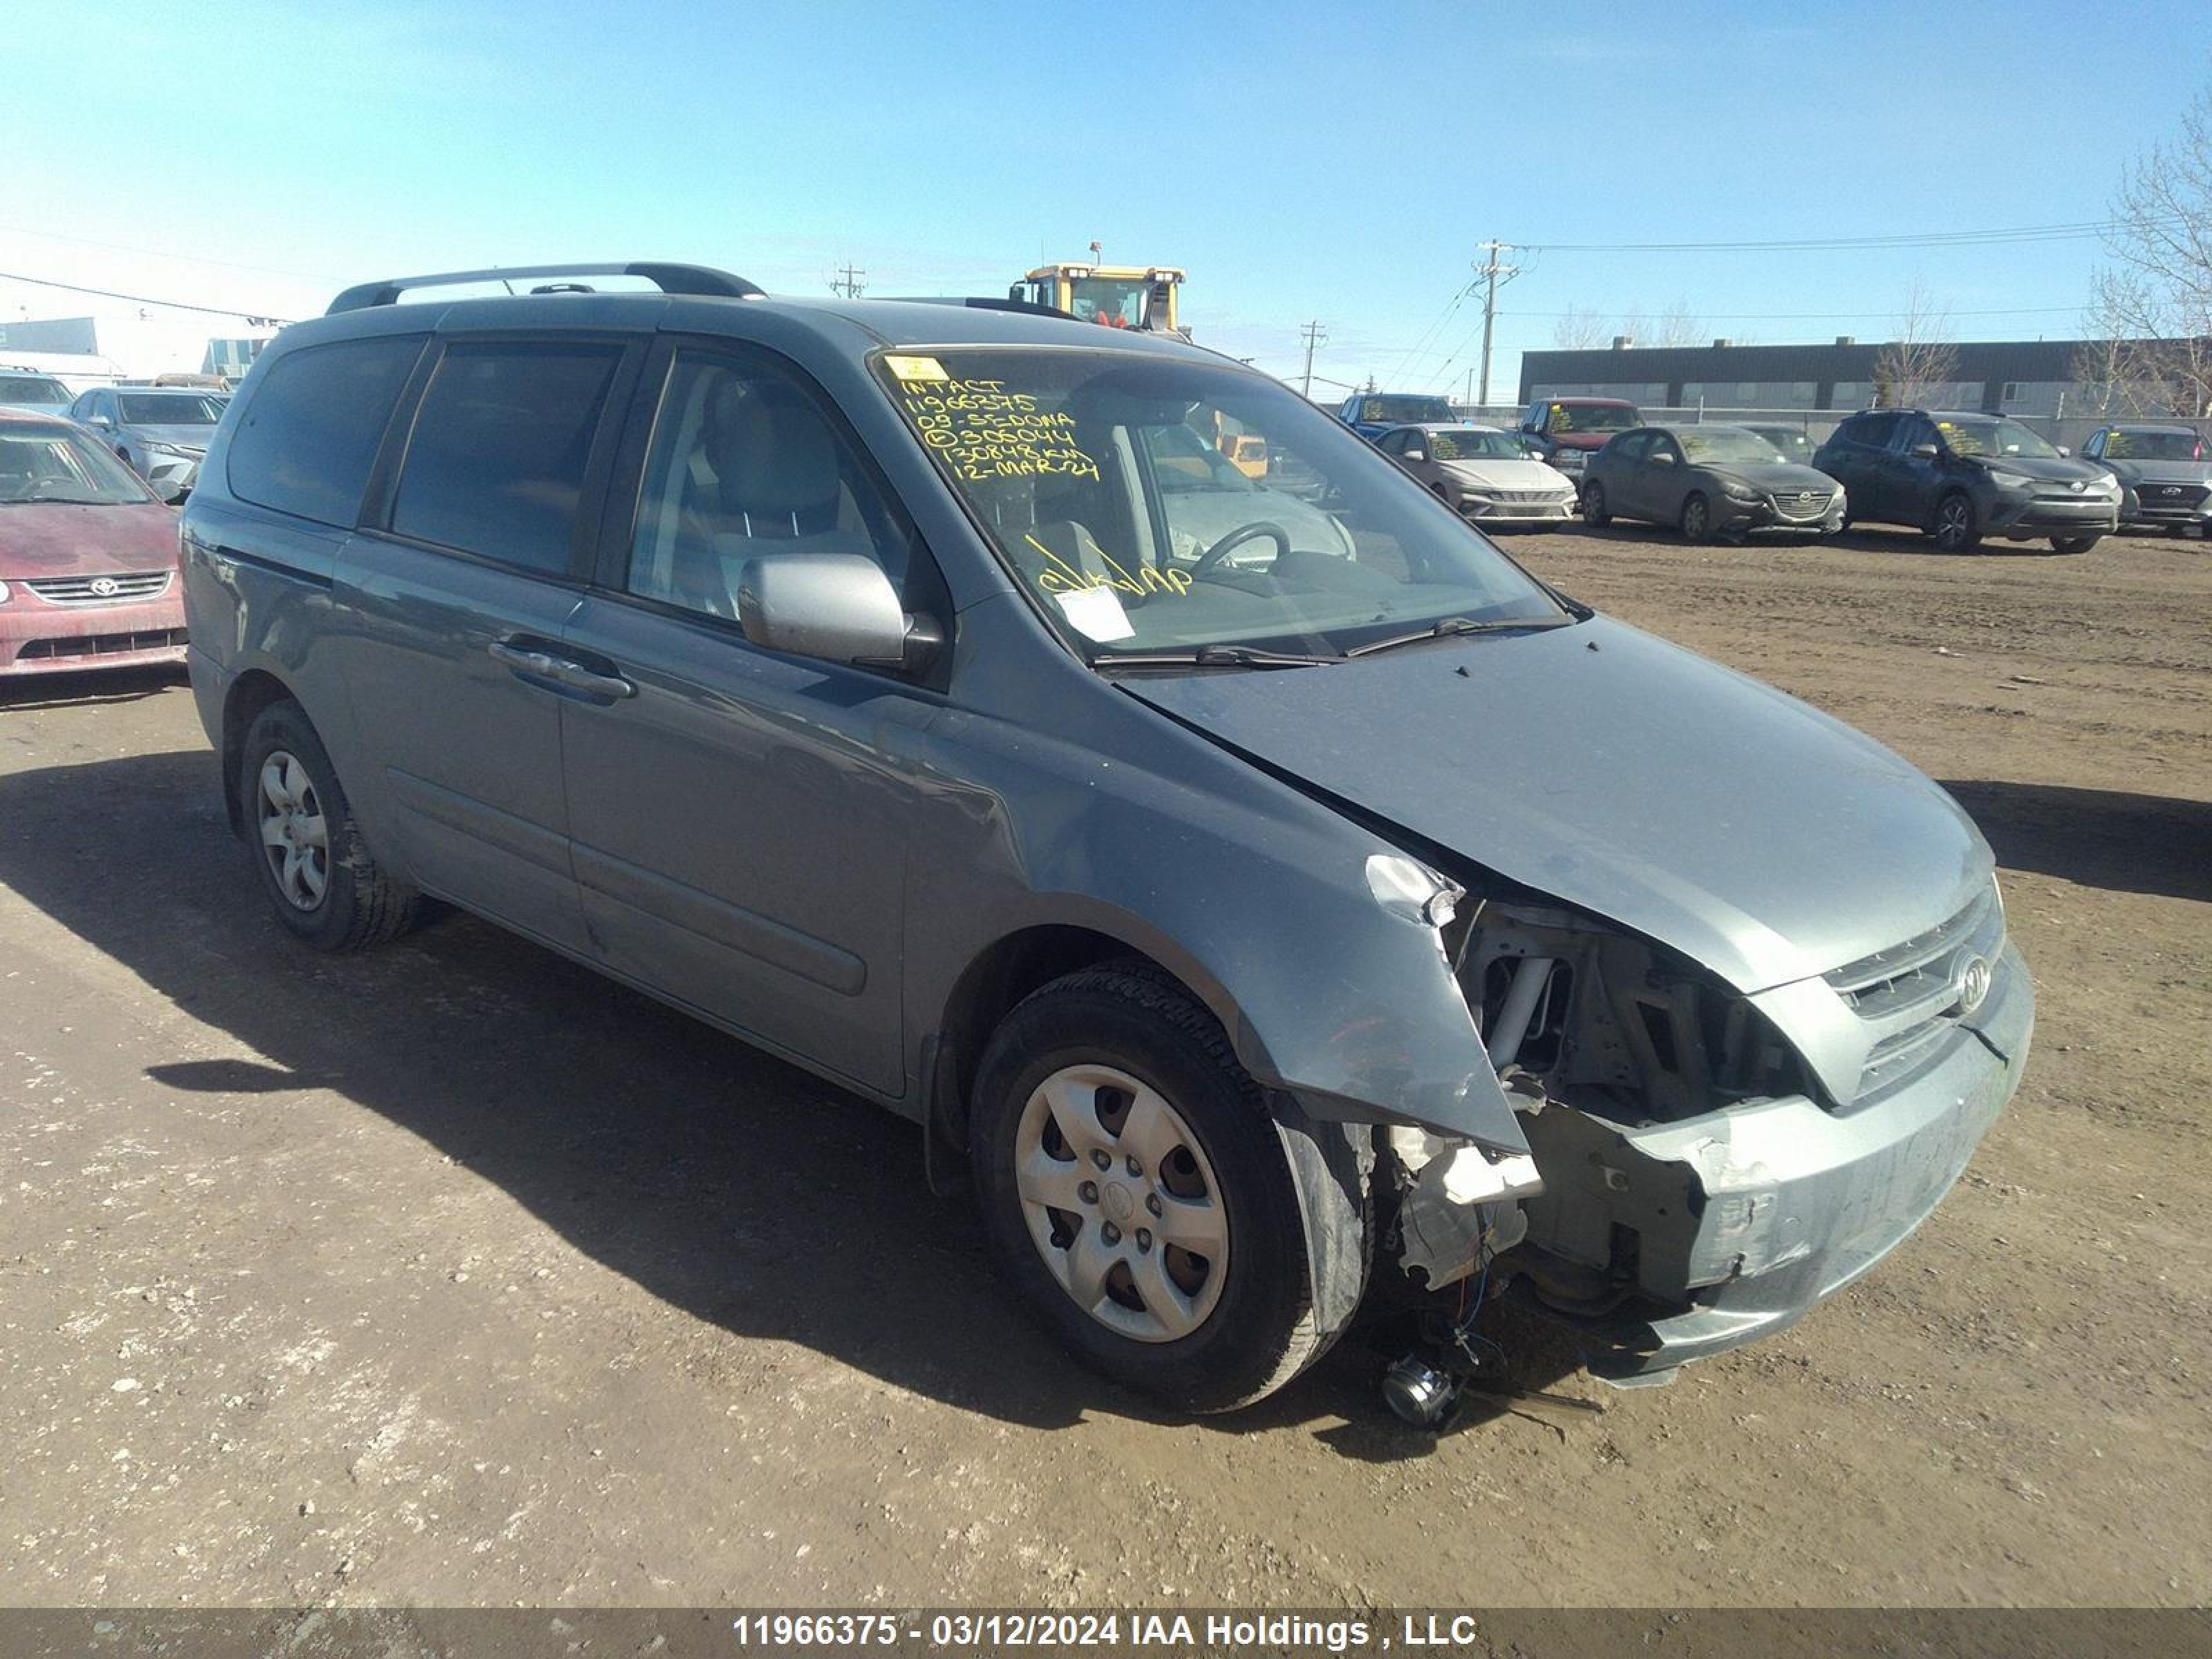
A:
882;295;1078;321
326;262;763;315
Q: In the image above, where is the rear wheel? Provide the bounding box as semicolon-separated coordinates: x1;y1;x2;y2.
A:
238;702;419;951
1679;491;1714;543
1932;491;1980;553
969;964;1369;1413
1581;480;1612;527
2050;534;2102;555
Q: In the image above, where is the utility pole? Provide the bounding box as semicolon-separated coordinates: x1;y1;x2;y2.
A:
829;262;867;299
1299;319;1327;400
1473;239;1519;409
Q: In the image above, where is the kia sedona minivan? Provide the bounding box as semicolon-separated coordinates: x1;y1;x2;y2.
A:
181;263;2032;1412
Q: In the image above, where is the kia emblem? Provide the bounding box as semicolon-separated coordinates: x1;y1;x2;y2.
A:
1955;955;1992;1018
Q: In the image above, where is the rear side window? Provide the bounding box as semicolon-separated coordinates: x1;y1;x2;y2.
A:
227;335;422;525
390;342;621;574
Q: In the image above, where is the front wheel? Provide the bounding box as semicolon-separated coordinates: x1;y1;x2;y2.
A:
1932;491;1980;553
969;964;1369;1414
1581;480;1613;527
2050;534;2102;555
1679;491;1714;543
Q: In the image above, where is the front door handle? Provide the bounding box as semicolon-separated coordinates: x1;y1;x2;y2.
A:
488;640;564;679
556;664;636;700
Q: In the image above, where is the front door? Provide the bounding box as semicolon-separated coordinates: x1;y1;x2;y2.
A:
556;343;940;1096
336;335;639;953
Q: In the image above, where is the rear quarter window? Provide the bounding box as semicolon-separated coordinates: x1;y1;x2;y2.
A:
227;335;425;526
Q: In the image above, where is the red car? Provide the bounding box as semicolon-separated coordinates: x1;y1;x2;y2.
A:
0;411;187;677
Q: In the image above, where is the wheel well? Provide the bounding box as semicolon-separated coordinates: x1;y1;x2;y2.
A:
220;670;296;836
932;926;1185;1147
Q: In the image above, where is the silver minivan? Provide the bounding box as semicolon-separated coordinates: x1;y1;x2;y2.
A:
180;264;2032;1415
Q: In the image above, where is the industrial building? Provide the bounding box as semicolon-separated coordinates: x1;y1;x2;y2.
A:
1517;336;2182;418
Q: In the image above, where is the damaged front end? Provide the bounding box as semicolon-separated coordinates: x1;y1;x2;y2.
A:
1380;885;2032;1391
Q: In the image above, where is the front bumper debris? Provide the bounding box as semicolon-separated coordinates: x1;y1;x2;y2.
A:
1510;941;2032;1381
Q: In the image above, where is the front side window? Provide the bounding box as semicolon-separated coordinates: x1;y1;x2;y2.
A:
391;342;621;573
875;348;1565;657
0;424;157;505
627;353;916;620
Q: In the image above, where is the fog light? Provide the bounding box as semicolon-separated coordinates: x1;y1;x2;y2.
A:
1382;1354;1459;1427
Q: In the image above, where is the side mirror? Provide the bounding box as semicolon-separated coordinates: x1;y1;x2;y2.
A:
1651;451;1675;465
1401;447;1427;462
736;552;940;673
2056;445;2072;458
1911;442;1940;460
156;478;190;505
85;414;112;428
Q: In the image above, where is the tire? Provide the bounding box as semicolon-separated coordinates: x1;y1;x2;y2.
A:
1932;491;1980;553
2050;534;2102;555
969;964;1370;1414
238;701;419;951
1581;480;1612;527
1679;491;1714;543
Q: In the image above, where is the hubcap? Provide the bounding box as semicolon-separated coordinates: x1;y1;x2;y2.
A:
1012;1064;1229;1343
256;750;330;912
1685;499;1707;536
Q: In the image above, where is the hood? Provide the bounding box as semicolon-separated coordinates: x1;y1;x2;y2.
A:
1958;451;2102;485
1121;616;1990;995
1443;458;1571;491
121;424;215;453
1701;462;1838;493
0;501;180;579
2106;457;2212;485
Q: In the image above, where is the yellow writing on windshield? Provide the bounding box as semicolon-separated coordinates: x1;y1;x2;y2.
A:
1023;534;1192;599
899;378;1102;485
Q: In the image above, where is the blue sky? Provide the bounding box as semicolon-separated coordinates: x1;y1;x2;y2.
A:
6;0;2203;395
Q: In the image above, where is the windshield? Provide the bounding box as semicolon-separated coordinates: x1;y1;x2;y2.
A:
1549;402;1639;434
1937;417;2056;460
0;425;158;505
1360;395;1454;424
1746;426;1812;456
1427;428;1524;462
118;393;226;425
1067;279;1146;329
879;348;1566;657
0;374;72;408
1679;427;1787;465
2105;428;2203;461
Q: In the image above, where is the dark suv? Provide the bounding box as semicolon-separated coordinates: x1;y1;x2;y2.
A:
1815;409;2119;554
1334;391;1456;440
174;261;2029;1414
1515;397;1643;496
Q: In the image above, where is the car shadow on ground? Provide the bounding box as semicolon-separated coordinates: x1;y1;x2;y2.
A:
0;744;1580;1451
0;664;189;712
1942;779;2212;903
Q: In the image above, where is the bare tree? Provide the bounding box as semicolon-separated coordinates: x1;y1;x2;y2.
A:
1654;297;1705;348
1616;308;1651;349
1873;278;1959;407
1550;305;1608;349
2091;83;2212;415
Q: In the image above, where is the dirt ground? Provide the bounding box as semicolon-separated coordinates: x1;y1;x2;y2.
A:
1;525;2206;1611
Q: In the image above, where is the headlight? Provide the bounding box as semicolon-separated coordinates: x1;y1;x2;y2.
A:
1987;469;2032;490
0;579;10;603
1721;478;1763;502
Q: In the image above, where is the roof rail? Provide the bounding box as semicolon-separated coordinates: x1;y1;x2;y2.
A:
325;262;763;315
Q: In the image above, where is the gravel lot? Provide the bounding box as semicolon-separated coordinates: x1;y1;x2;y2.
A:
1;526;2206;1609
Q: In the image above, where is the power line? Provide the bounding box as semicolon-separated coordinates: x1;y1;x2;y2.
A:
0;223;339;283
1501;302;2083;322
0;268;292;325
1521;216;2166;255
827;261;867;299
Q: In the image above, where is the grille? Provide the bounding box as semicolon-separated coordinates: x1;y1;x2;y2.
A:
17;628;187;662
22;571;173;606
1481;489;1568;505
1826;883;2007;1098
2137;482;2208;511
1771;489;1833;522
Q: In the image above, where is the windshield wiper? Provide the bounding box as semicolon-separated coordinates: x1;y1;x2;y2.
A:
1344;615;1573;658
1092;643;1339;669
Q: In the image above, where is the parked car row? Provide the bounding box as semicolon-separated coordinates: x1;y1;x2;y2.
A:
1334;391;2165;555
